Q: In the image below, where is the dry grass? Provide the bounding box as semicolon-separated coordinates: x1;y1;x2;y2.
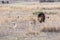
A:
41;27;60;32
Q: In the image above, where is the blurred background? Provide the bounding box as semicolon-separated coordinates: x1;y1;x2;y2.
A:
0;0;60;4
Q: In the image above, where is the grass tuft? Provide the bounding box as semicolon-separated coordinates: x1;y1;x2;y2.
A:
41;27;60;32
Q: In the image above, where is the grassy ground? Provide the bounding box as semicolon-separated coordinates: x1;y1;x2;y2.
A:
0;3;60;40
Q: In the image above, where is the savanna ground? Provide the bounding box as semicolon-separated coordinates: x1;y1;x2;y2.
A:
0;2;60;40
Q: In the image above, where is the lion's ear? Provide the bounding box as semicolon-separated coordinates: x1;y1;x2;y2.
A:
38;12;45;23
